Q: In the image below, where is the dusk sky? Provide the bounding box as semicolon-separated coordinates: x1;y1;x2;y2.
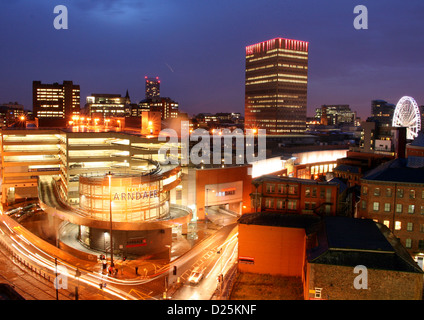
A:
0;0;423;119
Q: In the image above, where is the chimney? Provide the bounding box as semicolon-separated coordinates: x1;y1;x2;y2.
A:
393;127;406;158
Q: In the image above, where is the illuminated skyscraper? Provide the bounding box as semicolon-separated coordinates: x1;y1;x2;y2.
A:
33;80;80;124
145;76;160;99
244;37;309;134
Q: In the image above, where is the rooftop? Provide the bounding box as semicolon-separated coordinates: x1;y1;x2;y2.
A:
362;158;424;184
409;131;424;147
252;174;339;186
307;217;423;273
238;212;320;233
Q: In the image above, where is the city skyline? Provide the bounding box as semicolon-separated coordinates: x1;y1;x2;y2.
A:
0;1;423;120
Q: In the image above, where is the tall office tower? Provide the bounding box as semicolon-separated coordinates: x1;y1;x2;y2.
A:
245;37;309;135
370;99;395;126
145;76;160;99
33;81;80;123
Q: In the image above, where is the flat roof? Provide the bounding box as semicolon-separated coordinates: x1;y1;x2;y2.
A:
238;212;320;232
307;217;423;273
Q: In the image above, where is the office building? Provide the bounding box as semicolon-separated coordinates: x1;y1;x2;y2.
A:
33;81;80;125
85;93;129;118
135;97;179;120
244;37;309;135
145;76;160;99
0;103;25;127
315;105;356;126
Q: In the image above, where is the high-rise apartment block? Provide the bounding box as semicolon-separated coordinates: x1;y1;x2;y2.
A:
33;81;80;124
244;37;309;135
145;76;160;99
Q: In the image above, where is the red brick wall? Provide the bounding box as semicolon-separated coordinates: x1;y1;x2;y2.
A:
305;263;423;300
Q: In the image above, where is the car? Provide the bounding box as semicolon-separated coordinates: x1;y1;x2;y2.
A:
188;267;204;285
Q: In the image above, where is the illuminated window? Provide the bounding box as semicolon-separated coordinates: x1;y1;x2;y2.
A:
407;222;413;232
288;200;297;210
314;288;322;299
384;203;391;212
305;187;311;197
373;202;379;211
410;190;416;199
405;239;412;249
383;220;390;228
395;221;401;230
397;188;404;198
265;198;274;209
374;188;380;196
385;188;392;197
396;204;403;213
266;184;275;193
362;186;368;195
408;205;415;214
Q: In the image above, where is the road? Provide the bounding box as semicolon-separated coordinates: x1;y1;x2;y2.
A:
0;205;240;300
170;224;238;300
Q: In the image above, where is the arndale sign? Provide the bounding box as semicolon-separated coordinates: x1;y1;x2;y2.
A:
113;186;158;201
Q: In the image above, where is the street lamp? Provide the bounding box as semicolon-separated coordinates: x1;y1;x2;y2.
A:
107;171;114;268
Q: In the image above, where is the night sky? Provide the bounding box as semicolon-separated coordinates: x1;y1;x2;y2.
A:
0;0;423;119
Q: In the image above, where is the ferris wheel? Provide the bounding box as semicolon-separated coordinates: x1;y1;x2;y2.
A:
392;96;422;140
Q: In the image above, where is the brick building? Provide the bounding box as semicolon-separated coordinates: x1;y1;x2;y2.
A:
357;157;424;266
305;217;423;300
250;175;339;216
236;214;423;300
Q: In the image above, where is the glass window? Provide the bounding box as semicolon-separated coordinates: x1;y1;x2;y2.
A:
384;203;391;212
374;188;380;196
383;220;390;228
266;184;275;193
385;188;392;197
408;205;415;214
277;200;284;210
396;204;402;213
395;221;401;230
397;188;404;198
361;200;366;210
405;239;412;249
407;222;413;232
419;240;424;250
362;186;368;195
305;187;311;197
265;198;274;208
288;200;297;210
373;202;379;211
410;190;416;199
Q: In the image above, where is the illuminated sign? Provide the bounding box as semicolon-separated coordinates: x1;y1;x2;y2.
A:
113;185;158;201
216;188;236;197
